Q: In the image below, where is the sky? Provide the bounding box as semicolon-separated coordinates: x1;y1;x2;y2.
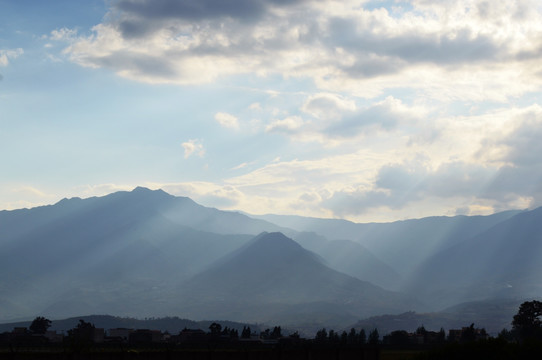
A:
1;0;542;222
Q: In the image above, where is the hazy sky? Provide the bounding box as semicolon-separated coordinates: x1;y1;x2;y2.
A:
2;0;542;222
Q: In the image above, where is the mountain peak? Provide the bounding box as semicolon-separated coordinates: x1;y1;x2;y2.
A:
127;186;173;200
131;186;165;194
248;232;304;256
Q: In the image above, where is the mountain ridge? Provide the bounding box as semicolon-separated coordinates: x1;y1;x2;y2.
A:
1;186;540;333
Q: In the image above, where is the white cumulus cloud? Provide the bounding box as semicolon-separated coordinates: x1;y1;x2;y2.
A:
214;112;239;129
0;48;23;67
182;139;205;159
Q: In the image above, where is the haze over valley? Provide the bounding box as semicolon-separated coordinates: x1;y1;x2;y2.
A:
1;187;540;334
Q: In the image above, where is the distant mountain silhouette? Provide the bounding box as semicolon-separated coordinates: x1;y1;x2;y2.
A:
254;211;522;276
293;232;402;290
173;232;419;326
1;186;538;332
0;188;284;321
406;207;542;308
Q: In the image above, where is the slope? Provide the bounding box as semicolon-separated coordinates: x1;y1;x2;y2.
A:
0;187;281;321
293;232;402;290
406;206;542;308
172;232;420;327
253;210;522;276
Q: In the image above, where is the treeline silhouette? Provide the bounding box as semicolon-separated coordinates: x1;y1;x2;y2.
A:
2;300;542;359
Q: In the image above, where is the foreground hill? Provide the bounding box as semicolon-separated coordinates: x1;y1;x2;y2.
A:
0;315;261;335
172;232;420;327
350;298;530;335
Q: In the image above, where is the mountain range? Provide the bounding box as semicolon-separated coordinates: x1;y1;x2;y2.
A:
1;187;540;334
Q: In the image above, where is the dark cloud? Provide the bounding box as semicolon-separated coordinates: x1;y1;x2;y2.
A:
66;0;538;90
475;108;542;168
483;165;542;206
501;118;542;166
376;163;426;192
326;17;502;78
90;51;179;79
322;160;528;217
323;189;392;217
116;0;266;21
340;57;403;78
114;0;311;38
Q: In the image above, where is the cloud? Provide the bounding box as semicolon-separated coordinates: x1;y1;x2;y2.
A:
497;107;542;166
231;162;249;170
58;0;542;101
0;48;24;67
249;102;262;111
214;112;239;129
263;95;429;144
266;116;305;134
182;139;205;158
473;104;542;166
20;0;542;222
326;96;426;138
301;93;356;120
50;28;78;41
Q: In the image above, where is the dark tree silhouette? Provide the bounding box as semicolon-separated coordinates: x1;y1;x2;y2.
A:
437;328;446;343
68;319;95;338
416;325;427;336
348;328;357;344
241;326;251;339
67;319;98;350
29;316;51;335
209;322;222;335
359;329;367;344
340;330;348;344
460;323;477;343
289;331;300;339
512;300;542;341
368;328;379;345
271;326;281;339
315;328;327;342
328;329;340;343
388;330;410;345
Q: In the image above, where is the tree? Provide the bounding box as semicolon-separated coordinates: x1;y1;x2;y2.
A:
368;328;379;345
359;329;367;345
340;331;348;344
67;319;97;347
512;300;542;341
437;328;446;343
315;328;327;343
241;326;251;339
348;328;357;344
271;326;282;339
416;325;427;336
209;322;222;335
388;330;410;345
289;331;300;339
29;316;51;335
498;328;514;342
460;323;477;343
261;328;270;339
